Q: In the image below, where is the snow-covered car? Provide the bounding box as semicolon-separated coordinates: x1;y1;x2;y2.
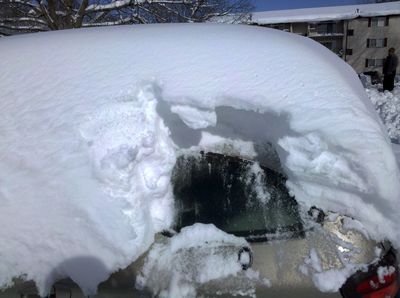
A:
0;24;399;298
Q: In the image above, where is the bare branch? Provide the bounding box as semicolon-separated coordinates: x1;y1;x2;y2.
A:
82;15;139;26
152;2;192;22
1;0;252;34
74;0;89;27
39;0;58;29
137;4;167;22
89;11;107;23
85;0;133;13
1;17;47;24
47;0;57;26
0;22;47;31
0;0;38;9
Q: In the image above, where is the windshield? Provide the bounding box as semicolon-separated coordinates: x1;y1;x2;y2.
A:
172;152;303;240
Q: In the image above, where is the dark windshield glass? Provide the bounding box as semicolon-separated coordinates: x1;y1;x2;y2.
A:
172;152;303;240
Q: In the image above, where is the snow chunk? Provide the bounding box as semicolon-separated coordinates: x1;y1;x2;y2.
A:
305;249;323;272
366;84;400;144
312;265;362;292
341;217;370;239
170;223;248;251
136;224;265;297
377;266;396;284
278;132;367;191
170;105;216;129
244;162;271;204
195;131;257;159
300;248;366;292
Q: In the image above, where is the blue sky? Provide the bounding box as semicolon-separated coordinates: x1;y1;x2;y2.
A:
252;0;360;11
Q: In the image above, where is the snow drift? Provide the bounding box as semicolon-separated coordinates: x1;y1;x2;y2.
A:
367;84;400;144
0;24;399;295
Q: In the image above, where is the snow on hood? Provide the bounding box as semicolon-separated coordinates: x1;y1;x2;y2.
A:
0;24;399;294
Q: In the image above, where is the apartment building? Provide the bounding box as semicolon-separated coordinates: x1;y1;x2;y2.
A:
250;2;400;74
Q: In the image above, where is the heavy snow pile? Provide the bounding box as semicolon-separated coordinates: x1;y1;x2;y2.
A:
366;82;400;144
136;224;269;298
0;24;399;295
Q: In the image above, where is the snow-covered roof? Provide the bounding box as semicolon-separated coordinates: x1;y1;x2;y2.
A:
251;2;400;25
0;24;399;295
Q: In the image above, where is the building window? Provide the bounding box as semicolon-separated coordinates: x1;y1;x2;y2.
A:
367;38;387;48
308;22;342;36
347;29;354;36
318;23;333;34
346;49;353;55
365;58;384;67
368;17;388;27
312;22;342;34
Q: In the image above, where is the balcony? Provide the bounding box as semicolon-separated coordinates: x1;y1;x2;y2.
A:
308;22;343;37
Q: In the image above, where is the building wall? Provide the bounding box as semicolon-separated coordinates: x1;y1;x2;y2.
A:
311;36;344;55
265;21;345;56
255;14;400;74
308;21;344;55
345;15;400;73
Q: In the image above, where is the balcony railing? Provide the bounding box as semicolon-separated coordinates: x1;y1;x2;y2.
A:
308;23;343;37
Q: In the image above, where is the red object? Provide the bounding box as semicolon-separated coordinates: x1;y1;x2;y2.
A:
340;248;399;298
356;269;399;298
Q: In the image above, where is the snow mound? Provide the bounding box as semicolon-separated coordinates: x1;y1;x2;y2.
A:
136;223;269;298
299;244;368;292
0;24;399;294
0;82;176;296
366;84;400;144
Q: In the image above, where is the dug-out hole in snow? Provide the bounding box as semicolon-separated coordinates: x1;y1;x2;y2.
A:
156;99;301;173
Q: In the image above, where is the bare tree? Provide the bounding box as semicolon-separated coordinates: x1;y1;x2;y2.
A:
0;0;253;35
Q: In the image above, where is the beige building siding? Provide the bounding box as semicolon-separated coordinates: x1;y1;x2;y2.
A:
251;4;400;74
345;16;400;73
387;15;400;50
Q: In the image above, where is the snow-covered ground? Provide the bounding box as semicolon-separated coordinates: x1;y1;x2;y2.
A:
364;78;400;169
366;80;400;145
0;24;399;296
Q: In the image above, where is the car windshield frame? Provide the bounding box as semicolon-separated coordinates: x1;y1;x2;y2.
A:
171;151;305;242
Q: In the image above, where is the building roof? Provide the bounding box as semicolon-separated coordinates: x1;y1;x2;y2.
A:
251;2;400;25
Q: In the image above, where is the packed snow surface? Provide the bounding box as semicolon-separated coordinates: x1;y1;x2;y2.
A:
366;83;400;144
0;24;399;294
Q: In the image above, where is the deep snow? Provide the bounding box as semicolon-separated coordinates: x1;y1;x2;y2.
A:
366;81;400;144
0;24;399;295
